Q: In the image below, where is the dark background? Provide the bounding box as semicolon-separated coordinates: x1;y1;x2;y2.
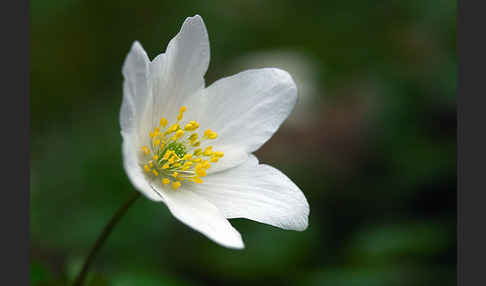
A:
30;0;456;285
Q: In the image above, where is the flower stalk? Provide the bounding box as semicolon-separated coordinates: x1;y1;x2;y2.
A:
72;191;141;286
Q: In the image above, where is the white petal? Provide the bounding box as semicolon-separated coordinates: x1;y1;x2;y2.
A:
151;15;210;122
121;133;163;202
206;145;248;175
120;41;151;135
194;155;309;231
155;185;245;249
200;68;298;153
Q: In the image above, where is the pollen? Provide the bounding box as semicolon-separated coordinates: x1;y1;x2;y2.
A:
139;106;224;190
175;129;185;139
160;117;168;127
144;165;151;172
203;146;213;156
195;167;207;177
172;181;181;190
203;129;218;139
141;146;150;155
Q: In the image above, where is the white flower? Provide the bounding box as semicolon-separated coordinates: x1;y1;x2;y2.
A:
120;15;309;249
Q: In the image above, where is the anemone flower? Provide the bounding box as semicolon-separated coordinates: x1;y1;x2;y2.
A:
120;15;309;249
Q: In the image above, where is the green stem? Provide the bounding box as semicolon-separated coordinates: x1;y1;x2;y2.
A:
72;191;141;286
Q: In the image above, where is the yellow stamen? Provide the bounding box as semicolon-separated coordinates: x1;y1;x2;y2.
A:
166;124;179;134
172;181;181;190
202;161;211;169
175;129;184;139
160;117;168;127
183;161;193;168
177;107;186;121
183;153;193;160
141;146;150;155
141;107;224;190
189;133;198;141
163;150;172;160
208;131;217;139
196;168;207;177
203;146;213;156
168;155;176;164
203;129;218;139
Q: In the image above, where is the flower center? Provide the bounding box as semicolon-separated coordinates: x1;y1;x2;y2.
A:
140;106;224;190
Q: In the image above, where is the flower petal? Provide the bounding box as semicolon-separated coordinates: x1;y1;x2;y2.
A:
151;15;210;122
121;133;164;202
206;145;248;175
194;155;309;231
155;185;245;249
121;41;151;135
200;68;298;153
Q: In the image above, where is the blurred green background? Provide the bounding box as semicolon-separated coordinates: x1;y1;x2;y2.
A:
30;0;456;285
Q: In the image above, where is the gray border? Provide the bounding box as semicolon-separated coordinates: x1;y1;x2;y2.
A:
457;0;486;285
1;0;29;284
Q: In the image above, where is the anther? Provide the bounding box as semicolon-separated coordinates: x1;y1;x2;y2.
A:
175;130;184;139
160;117;168;127
203;146;213;156
172;181;181;190
141;146;150;155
